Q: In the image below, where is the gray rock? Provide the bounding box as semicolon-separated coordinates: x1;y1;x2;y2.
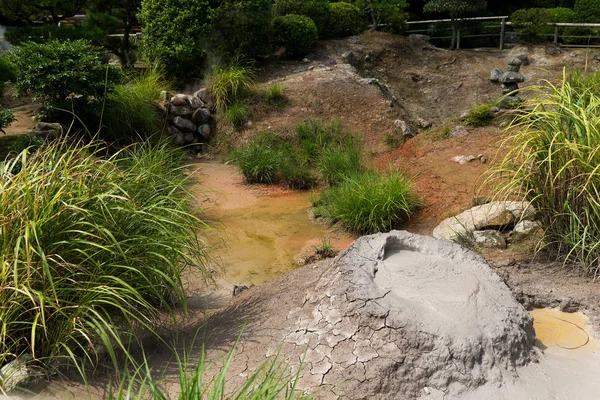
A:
502;82;520;95
342;51;355;63
459;110;470;120
508;64;521;72
191;108;210;124
417;117;432;129
473;230;507;249
282;231;536;398
172;131;184;146
491;106;500;113
169;105;193;117
499;95;521;107
183;131;196;144
173;116;196;132
394;119;417;137
498;71;525;84
490;68;503;83
193;88;212;105
197;124;211;138
188;96;204;109
0;354;32;392
516;54;530;65
450;125;470;138
170;94;188;106
433;201;536;243
545;44;561;56
508;57;523;67
570;51;578;57
511;220;542;242
36;122;62;132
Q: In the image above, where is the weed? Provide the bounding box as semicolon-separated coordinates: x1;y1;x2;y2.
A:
210;55;256;110
487;70;600;273
0;138;208;373
265;84;286;104
313;238;338;258
463;103;494;127
384;131;404;148
225;101;249;128
313;170;419;234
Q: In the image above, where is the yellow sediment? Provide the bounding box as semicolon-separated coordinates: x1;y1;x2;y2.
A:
530;308;596;350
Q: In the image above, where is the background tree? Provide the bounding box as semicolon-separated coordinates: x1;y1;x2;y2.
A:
0;0;86;24
423;0;487;49
356;0;408;33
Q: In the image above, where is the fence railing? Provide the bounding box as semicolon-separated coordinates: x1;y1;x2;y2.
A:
406;17;600;50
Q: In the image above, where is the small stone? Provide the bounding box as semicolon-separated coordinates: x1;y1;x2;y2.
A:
480;155;487;163
490;106;500;113
193;88;212;105
508;57;523;67
0;354;33;392
490;68;503;83
473;230;507;249
417;117;432;129
189;96;204;109
172;131;184;146
570;52;578;57
170;105;193;117
197;124;211;138
451;155;472;165
173;116;197;132
303;58;310;63
394;119;417;137
545;44;561;56
170;93;188;106
511;220;542;241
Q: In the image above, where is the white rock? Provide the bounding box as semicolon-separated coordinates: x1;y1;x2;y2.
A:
473;230;507;248
511;220;542;241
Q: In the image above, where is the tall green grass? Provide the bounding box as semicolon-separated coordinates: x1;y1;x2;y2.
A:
0;139;207;374
313;170;419;234
488;70;600;273
102;66;171;143
210;56;256;111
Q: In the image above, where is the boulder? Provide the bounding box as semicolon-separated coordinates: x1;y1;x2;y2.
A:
490;68;503;83
170;94;189;107
450;125;470;138
394;119;417;137
516;54;530;65
473;230;507;249
173;116;196;132
433;201;536;242
279;231;536;398
169;105;193;117
498;71;525;84
191;108;211;124
189;96;204;109
511;220;542;242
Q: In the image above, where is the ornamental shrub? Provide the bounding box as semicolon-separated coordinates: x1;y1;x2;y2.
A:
0;56;15;97
574;0;600;22
272;14;319;57
4;24;104;46
7;40;122;112
273;0;331;37
139;0;210;81
327;2;366;38
511;7;575;39
210;0;273;58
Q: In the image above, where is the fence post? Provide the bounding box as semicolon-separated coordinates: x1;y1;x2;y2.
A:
554;25;559;44
457;27;461;49
499;17;505;50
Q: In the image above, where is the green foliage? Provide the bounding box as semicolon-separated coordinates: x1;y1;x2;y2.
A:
272;14;319;57
511;8;575;39
102;67;171;143
313;170;419;234
0;139;208;372
327;2;366;38
210;0;273;59
139;0;210;81
359;0;409;34
210;56;256;110
313;238;337;258
7;40;122;112
7;134;44;155
4;24;104;45
488;71;600;272
0;56;15;98
0;108;15;133
0;0;84;24
295;119;349;159
234;132;284;184
273;0;331;37
423;0;486;17
279;151;318;189
225;101;250;127
317;144;363;186
574;0;600;22
264;84;286;104
463;103;494;126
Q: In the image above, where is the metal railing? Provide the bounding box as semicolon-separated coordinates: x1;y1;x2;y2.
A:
406;17;600;50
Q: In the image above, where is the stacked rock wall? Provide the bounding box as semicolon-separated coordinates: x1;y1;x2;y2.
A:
158;88;215;149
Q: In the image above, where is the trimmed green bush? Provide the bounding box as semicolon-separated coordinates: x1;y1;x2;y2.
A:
313;170;419;234
327;2;366;38
210;0;273;59
272;14;319;57
273;0;331;37
4;24;104;46
0;139;207;372
139;0;210;81
511;8;576;39
574;0;600;22
7;40;122;114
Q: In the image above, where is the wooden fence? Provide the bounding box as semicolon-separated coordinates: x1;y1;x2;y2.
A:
406;17;600;50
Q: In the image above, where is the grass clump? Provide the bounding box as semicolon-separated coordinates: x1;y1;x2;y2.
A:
488;70;600;273
317;144;362;186
225;101;250;128
102;66;171;143
313;170;419;234
0;139;207;373
234;133;284;184
210;56;256;110
463;103;494;127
